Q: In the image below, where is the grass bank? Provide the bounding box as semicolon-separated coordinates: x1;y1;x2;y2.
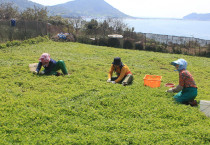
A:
0;41;209;144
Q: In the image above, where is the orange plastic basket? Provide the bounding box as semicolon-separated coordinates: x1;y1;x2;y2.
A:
143;75;162;88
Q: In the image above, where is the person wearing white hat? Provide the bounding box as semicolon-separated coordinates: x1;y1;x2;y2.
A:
33;53;69;76
166;59;197;106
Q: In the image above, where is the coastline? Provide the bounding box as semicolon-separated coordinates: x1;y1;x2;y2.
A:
124;18;210;40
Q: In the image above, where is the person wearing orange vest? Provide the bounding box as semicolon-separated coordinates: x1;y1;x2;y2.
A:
107;57;133;86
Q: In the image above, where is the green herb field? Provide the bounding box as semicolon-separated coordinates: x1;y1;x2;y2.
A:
0;40;210;144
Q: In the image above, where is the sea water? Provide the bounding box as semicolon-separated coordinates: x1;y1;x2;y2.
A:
124;18;210;40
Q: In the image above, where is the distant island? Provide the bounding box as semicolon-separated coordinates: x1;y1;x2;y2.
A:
183;13;210;21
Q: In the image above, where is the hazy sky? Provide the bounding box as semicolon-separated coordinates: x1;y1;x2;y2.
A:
29;0;210;18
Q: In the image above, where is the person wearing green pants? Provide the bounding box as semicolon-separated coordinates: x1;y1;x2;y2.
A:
34;53;69;76
166;59;197;106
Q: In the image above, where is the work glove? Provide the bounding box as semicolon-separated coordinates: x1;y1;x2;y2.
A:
166;88;173;93
33;71;38;75
107;78;111;83
39;71;45;75
122;82;128;86
111;81;116;84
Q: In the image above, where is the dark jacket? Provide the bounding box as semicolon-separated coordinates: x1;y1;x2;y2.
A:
36;59;57;74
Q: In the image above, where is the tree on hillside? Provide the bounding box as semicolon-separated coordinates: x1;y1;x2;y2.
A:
35;6;48;21
98;20;109;38
48;16;69;26
124;27;139;40
0;3;19;20
106;18;128;34
68;17;86;35
20;6;48;21
20;8;36;20
84;19;98;38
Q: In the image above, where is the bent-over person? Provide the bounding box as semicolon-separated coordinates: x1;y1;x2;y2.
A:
107;57;133;86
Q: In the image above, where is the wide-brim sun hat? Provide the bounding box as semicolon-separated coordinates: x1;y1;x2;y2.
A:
171;58;187;70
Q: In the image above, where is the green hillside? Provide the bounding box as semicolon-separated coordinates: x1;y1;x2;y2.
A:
0;40;210;144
